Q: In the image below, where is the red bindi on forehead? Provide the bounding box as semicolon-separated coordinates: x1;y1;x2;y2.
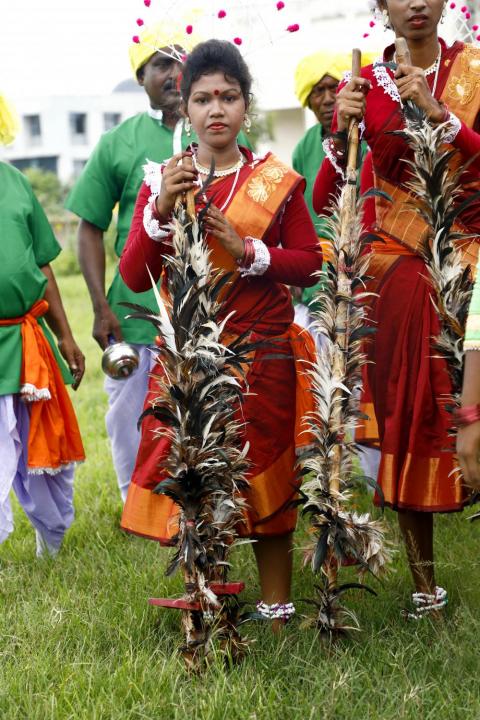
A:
214;89;220;95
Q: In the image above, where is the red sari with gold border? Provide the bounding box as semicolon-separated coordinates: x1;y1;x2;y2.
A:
119;149;322;541
313;41;480;512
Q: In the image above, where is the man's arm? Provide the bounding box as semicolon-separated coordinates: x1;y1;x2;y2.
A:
77;219;123;349
41;264;85;390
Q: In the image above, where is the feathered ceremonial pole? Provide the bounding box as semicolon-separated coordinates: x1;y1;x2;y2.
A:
393;37;475;430
123;168;257;668
298;50;391;634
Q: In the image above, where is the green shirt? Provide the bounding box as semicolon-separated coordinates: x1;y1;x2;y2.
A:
292;123;329;238
66;112;192;344
292;124;330;306
0;162;68;396
66;112;251;344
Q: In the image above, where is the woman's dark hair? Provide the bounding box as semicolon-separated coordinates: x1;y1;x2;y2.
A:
181;39;253;104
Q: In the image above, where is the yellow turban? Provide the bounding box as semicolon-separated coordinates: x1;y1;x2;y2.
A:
129;21;196;76
0;93;19;146
294;51;378;108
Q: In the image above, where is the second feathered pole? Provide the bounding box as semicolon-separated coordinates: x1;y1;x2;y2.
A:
327;49;362;591
299;49;391;634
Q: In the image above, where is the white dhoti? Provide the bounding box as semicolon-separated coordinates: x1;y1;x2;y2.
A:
294;303;325;353
0;394;75;556
357;444;381;485
104;344;154;502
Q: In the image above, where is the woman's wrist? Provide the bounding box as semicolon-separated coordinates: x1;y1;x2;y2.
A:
154;195;172;222
428;100;448;124
455;403;480;427
237;237;254;268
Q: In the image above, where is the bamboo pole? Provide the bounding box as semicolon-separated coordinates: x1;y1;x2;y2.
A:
394;37;412;66
174;155;197;223
327;48;362;589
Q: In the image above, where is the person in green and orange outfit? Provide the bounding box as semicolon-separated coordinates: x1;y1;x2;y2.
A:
0;93;85;557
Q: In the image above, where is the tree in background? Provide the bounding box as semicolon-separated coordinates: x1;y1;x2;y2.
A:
24;168;67;219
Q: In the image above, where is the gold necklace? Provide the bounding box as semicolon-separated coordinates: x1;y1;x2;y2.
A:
193;154;245;177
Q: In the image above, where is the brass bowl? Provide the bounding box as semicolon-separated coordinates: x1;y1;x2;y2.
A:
101;342;140;380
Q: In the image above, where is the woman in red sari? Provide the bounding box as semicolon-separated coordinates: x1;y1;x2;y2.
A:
313;0;480;616
119;40;322;622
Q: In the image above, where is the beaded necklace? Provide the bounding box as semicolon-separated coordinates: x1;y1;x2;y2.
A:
193;153;245;178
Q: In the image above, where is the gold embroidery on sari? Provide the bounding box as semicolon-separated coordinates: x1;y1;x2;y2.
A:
449;44;480;106
246;162;288;204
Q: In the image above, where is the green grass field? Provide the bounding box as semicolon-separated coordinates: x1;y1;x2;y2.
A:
1;270;480;720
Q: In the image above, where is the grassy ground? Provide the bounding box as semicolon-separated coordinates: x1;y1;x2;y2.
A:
1;270;480;719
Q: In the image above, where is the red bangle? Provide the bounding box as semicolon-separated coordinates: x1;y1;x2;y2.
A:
433;101;450;124
237;236;255;269
454;404;480;428
152;198;170;225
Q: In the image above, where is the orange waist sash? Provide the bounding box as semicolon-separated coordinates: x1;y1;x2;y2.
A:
0;300;85;472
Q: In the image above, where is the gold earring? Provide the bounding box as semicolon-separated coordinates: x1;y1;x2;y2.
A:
244;114;252;133
184;117;191;136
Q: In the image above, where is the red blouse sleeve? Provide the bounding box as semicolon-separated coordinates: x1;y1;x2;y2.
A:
312;107;346;216
264;183;323;288
360;151;375;230
119;181;171;293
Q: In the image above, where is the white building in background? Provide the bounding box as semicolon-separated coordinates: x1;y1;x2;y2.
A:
0;84;146;182
0;1;472;179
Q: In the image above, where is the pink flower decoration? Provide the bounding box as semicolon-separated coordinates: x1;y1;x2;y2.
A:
363;32;369;38
450;2;456;6
136;18;144;26
186;24;193;34
287;23;300;32
276;1;285;10
132;35;140;43
461;5;467;11
233;37;243;45
466;11;471;17
477;34;480;40
369;20;375;27
218;9;227;18
144;0;151;6
473;24;479;30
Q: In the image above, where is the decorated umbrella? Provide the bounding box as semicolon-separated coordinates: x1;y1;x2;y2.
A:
131;0;303;61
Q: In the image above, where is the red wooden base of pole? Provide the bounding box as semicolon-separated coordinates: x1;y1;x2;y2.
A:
148;582;245;610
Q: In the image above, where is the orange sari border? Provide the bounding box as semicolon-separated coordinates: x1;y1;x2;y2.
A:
121;444;298;543
122;324;316;541
375;451;466;512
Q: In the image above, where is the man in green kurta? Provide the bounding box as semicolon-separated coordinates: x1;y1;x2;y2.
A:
0;137;85;555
